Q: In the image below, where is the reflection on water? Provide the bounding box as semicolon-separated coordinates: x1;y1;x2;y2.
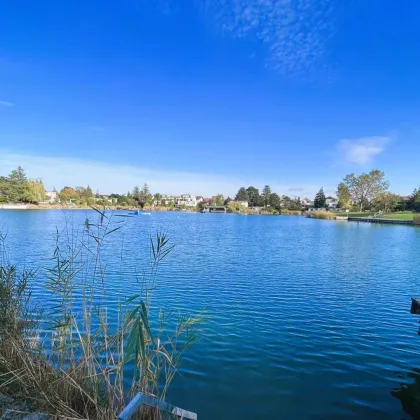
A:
392;368;420;419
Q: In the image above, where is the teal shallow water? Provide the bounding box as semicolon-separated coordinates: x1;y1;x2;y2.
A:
1;210;420;419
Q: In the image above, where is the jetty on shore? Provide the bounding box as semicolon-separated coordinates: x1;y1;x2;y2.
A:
347;217;413;225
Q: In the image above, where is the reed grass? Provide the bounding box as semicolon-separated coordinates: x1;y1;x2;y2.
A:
413;214;420;226
0;209;204;419
279;210;302;216
305;210;335;220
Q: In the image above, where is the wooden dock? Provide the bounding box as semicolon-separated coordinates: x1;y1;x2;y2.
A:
347;217;413;225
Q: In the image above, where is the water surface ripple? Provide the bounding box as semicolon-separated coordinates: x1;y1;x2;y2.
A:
1;210;420;419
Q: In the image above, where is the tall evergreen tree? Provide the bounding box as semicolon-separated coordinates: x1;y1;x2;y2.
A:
262;185;272;207
132;186;140;201
314;188;327;209
7;166;28;202
139;183;152;207
408;187;420;212
235;187;249;202
269;193;281;210
246;186;262;207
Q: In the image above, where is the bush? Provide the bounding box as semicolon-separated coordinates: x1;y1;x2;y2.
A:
305;210;335;220
413;214;420;225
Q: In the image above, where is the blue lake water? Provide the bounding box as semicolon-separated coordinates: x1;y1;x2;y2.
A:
1;210;420;419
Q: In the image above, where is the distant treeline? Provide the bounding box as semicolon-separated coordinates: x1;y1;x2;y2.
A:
1;166;419;213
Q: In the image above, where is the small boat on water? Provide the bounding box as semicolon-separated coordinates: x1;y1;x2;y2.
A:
128;210;151;216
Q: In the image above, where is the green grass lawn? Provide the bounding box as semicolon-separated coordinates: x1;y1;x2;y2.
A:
383;212;414;220
335;211;414;221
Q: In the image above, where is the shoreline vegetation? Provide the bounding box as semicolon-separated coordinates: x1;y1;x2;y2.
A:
0;210;205;419
1;165;420;223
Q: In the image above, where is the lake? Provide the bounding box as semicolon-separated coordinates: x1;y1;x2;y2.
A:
1;210;420;419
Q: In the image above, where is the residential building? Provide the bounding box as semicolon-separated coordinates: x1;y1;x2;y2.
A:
229;200;248;208
101;195;117;204
326;196;339;209
301;198;313;207
175;194;200;208
39;191;58;204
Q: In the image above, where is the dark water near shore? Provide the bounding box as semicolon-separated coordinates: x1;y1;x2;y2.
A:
1;209;420;419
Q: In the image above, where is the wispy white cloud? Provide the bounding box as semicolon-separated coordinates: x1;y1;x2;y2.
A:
0;151;322;197
337;136;389;165
202;0;334;75
0;100;14;107
90;126;105;132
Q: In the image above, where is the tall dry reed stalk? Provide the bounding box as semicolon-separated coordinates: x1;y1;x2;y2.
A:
0;208;204;419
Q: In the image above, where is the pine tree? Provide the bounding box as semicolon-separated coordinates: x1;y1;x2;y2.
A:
262;185;272;207
314;188;327;209
85;185;93;198
132;186;140;201
139;183;152;205
246;186;262;207
7;166;28;202
235;187;249;202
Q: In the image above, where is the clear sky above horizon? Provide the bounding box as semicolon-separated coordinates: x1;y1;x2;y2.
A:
1;0;420;197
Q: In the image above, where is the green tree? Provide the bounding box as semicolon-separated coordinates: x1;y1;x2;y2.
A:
246;186;262;207
224;196;232;206
262;185;272;207
374;192;401;213
314;188;327;209
408;188;420;212
228;201;246;213
76;186;94;205
269;193;281;210
153;193;162;205
0;176;9;202
25;180;47;204
337;182;351;209
235;187;249;202
86;185;93;198
289;198;302;211
211;194;225;206
342;170;389;211
139;183;152;207
7;166;28;202
132;186;140;203
59;186;79;203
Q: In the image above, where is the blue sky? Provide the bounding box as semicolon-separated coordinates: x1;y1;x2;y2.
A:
1;0;420;197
